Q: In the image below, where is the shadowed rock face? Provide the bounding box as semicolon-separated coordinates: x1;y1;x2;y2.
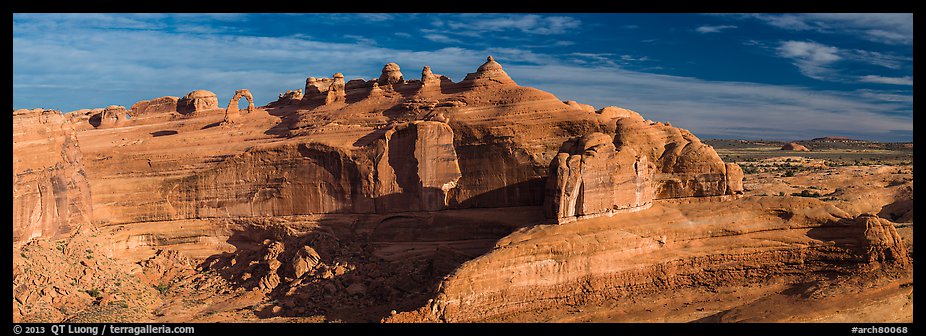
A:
544;133;653;222
13;108;93;244
372;121;462;212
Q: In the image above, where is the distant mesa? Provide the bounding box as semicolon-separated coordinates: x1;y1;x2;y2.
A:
781;142;810;151
811;136;864;143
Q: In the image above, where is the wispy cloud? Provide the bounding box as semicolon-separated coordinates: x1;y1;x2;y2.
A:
856;89;914;103
343;34;377;45
422;33;462;44
441;14;581;36
737;13;913;45
858;75;914;86
773;40;911;83
844;49;910;69
695;25;737;34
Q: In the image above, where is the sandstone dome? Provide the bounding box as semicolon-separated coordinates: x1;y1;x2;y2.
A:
189;89;214;97
177;90;219;114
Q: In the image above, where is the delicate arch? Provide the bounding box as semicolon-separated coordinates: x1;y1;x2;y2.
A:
223;89;255;123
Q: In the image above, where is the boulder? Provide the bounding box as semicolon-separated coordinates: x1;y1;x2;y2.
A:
292;246;321;278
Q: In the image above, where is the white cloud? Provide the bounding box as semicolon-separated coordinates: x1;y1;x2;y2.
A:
695;25;737;34
776;41;842;80
858;75;913;86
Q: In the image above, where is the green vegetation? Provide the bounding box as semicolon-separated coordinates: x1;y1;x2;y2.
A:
86;288;101;298
791;190;822;198
154;284;169;294
741;164;759;174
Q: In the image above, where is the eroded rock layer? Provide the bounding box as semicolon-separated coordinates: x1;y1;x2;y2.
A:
13;109;93;244
391;197;909;322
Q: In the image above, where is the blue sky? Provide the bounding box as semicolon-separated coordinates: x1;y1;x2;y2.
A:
12;13;913;141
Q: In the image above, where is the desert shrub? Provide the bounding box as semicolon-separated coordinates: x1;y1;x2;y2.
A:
791;190;821;198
